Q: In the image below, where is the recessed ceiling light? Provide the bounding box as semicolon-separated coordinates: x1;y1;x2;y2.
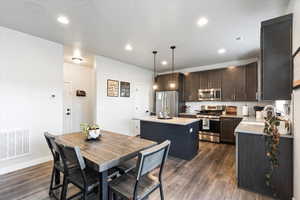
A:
57;16;69;25
125;44;133;51
197;17;208;27
218;48;226;54
72;57;83;64
161;61;168;66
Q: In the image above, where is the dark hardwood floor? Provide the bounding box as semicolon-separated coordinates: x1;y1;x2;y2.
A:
0;142;273;200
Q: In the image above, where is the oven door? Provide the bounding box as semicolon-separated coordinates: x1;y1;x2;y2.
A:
199;118;220;143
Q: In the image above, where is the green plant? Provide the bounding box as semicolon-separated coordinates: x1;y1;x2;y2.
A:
80;123;100;137
80;123;89;137
264;111;281;198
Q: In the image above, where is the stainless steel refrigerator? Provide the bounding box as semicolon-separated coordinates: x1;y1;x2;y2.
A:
155;91;179;117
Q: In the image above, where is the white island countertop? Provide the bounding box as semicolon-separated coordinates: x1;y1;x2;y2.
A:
134;116;200;126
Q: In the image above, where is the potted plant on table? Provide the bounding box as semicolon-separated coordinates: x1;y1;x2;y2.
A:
80;123;101;141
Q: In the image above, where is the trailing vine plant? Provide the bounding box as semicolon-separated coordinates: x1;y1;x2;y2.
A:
263;108;290;198
264;110;280;198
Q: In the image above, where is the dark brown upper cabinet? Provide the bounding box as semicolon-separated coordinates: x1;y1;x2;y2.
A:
199;71;209;89
182;62;258;102
221;64;258;101
155;73;184;91
245;62;258;101
234;66;247;101
184;72;200;101
207;69;222;89
222;66;246;101
198;69;222;90
261;14;293;100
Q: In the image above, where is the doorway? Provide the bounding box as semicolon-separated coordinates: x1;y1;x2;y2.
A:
63;82;73;133
132;83;151;136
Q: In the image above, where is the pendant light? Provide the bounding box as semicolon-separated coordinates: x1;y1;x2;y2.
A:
152;51;158;90
169;46;176;89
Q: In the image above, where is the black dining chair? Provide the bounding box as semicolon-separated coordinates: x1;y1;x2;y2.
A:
116;157;138;175
56;143;101;200
109;140;171;200
44;132;66;199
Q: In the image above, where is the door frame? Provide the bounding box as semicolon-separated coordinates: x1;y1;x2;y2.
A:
63;81;73;133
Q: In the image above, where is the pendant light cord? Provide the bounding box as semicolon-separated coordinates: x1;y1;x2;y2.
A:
170;46;176;83
153;51;157;83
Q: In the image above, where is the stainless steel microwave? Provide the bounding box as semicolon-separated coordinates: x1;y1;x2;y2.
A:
198;88;222;101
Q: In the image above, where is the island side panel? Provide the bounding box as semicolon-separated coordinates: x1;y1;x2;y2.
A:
140;121;199;160
237;132;293;200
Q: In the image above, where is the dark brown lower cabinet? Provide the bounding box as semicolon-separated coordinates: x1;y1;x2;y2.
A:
220;117;242;143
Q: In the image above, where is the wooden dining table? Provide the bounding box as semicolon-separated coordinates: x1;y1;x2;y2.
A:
56;130;156;200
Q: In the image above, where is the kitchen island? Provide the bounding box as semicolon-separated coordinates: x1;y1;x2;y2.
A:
235;118;293;200
137;116;200;160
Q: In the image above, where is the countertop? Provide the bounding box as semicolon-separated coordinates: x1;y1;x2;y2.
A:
134;116;200;126
179;113;293;138
235;117;293;138
179;112;244;118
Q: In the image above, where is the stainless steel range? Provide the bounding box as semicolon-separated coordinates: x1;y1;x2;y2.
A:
196;105;225;143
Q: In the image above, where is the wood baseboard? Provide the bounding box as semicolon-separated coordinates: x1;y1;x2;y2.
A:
294;80;300;90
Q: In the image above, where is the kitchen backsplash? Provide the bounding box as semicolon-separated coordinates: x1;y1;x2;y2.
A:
185;101;274;116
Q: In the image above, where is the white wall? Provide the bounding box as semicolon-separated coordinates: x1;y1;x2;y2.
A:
63;63;96;132
287;0;300;199
0;27;63;174
95;56;153;136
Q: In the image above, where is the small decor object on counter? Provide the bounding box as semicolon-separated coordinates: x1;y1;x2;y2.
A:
157;112;172;119
120;81;130;97
294;80;300;90
76;90;86;97
80;123;101;141
263;105;290;198
225;106;237;115
107;79;119;97
242;105;249;116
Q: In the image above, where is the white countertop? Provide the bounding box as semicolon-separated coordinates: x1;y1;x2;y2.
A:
235;116;293;138
134;116;200;126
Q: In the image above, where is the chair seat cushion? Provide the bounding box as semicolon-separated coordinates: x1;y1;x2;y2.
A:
109;172;159;200
68;168;99;192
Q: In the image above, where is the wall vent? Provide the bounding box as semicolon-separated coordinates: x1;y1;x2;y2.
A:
0;129;30;161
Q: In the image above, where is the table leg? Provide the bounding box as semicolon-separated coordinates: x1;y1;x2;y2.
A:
99;170;108;200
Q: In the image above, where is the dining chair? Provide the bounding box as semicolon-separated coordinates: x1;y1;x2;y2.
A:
44;132;66;199
109;140;171;200
57;143;101;200
116;157;137;175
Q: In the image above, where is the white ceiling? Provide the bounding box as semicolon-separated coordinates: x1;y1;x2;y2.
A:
0;0;290;71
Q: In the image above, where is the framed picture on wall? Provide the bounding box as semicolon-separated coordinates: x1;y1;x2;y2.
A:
107;79;119;97
120;81;130;97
